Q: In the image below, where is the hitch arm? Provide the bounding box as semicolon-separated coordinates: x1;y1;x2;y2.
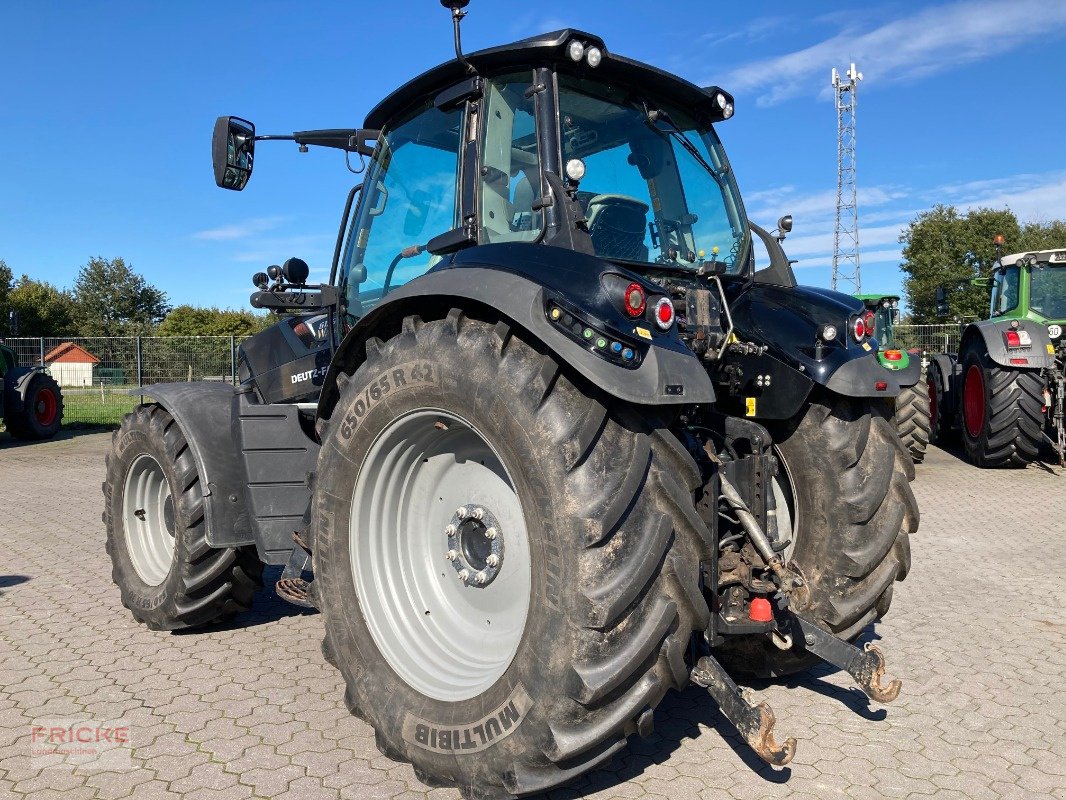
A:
792;616;901;703
691;655;796;766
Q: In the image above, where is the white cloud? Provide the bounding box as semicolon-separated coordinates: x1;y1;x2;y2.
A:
716;0;1066;106
192;216;289;241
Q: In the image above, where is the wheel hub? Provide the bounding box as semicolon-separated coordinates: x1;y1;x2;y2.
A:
446;506;504;586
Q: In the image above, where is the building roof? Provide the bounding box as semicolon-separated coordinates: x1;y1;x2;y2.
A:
44;342;101;364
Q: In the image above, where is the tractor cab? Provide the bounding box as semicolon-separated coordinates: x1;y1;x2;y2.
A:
990;249;1066;339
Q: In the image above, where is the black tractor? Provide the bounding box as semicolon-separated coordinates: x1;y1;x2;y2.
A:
103;6;918;797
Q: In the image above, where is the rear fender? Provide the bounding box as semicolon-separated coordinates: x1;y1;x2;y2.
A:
963;319;1055;370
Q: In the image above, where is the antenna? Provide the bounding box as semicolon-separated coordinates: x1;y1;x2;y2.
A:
831;62;862;293
440;0;475;74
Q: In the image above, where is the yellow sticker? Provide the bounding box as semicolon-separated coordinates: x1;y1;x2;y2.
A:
862;342;873;352
1048;344;1056;355
745;397;757;417
635;327;652;340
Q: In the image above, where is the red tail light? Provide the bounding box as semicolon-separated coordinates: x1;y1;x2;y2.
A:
875;381;888;391
1005;331;1021;348
884;350;903;361
863;311;876;337
654;297;675;330
852;316;866;341
623;283;646;317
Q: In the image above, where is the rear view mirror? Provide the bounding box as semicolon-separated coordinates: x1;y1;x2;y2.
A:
212;116;255;191
935;286;948;316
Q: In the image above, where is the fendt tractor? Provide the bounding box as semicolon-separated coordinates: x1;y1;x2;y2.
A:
854;293;931;463
928;236;1065;467
1;322;64;440
103;5;920;796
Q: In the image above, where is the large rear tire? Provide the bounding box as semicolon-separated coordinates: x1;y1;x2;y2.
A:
5;372;64;439
894;380;931;463
960;345;1044;468
103;404;263;630
720;394;919;678
313;311;711;799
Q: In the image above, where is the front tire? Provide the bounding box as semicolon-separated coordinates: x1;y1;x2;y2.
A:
960;345;1044;467
894;380;931;463
722;394;919;678
5;372;64;439
314;311;711;799
103;404;263;630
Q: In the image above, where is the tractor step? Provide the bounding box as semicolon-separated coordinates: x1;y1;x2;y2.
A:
275;539;316;609
691;655;796;766
791;615;902;703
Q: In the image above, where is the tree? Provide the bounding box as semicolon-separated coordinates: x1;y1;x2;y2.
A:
72;257;170;336
899;206;1023;323
7;276;77;336
1019;219;1066;251
0;259;13;335
157;305;271;338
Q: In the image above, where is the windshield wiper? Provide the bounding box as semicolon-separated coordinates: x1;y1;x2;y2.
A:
640;102;722;183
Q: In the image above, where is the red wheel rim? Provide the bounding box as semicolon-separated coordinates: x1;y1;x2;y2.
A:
962;365;985;439
927;375;938;431
35;388;58;427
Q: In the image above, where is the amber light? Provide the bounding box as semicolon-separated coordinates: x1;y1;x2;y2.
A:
884;350;903;361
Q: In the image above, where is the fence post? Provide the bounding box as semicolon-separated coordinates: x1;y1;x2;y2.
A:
230;335;236;386
39;337;44;367
137;336;144;405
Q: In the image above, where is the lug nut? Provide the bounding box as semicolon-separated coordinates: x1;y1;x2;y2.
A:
455;506;467;518
472;507;485;520
485;527;498;540
486;554;500;567
474;571;487;584
458;569;470;583
445;524;457;536
445;550;458;561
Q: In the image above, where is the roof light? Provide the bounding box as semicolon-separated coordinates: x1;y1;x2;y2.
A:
623;283;646;317
892;299;899;309
565;158;586;182
820;324;838;342
654;297;675;330
993;234;1005;245
585;46;602;67
714;93;727;109
567;40;585;62
722;102;734;119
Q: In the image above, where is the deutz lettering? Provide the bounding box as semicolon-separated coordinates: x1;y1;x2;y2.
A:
402;685;531;754
291;366;328;384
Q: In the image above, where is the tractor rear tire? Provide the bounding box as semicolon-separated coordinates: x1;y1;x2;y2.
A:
104;404;263;630
5;372;64;439
894;380;931;463
313;311;711;800
926;363;951;446
960;345;1044;467
720;394;919;678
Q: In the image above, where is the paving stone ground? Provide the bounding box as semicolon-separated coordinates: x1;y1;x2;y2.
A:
1;429;1065;800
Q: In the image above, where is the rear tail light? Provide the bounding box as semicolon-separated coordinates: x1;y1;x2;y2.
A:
884;350;903;361
1004;329;1031;348
1005;331;1021;347
623;283;646;317
654;297;675;330
875;381;888;391
863;311;876;337
852;316;866;342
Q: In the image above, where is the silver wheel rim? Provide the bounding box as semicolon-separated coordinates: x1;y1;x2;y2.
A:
122;453;176;586
771;447;797;563
351;409;532;702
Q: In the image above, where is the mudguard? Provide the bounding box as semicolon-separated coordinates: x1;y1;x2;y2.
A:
962;319;1056;370
2;366;41;414
135;383;254;549
321;253;716;420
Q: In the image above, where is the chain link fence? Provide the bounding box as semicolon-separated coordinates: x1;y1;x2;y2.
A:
1;336;248;427
894;324;963;355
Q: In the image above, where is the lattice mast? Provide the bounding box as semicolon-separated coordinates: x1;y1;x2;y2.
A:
831;63;862;293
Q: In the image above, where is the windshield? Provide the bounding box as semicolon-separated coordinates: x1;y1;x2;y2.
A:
1030;264;1066;320
557;75;750;274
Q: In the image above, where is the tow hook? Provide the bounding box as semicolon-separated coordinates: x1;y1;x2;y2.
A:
691;655;797;766
791;615;902;703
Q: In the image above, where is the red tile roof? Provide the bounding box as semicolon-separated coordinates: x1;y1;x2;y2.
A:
44;342;101;364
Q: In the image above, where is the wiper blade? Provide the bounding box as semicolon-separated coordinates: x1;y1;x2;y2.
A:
640;102;721;181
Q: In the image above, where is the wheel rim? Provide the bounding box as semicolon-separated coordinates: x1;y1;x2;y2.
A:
927;375;938;432
771;447;797;563
963;364;986;439
35;387;58;427
122;454;176;586
351;409;532;702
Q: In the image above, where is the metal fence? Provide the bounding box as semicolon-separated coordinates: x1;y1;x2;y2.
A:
1;336;249;427
893;324;962;355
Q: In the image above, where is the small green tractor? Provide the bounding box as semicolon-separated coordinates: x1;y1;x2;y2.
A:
854;294;931;463
1;330;64;440
927;241;1065;467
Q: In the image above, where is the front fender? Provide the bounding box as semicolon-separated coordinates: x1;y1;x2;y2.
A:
963;319;1056;369
321;265;716;419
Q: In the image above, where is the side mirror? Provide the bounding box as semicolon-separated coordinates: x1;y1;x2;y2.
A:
8;310;20;335
935;286;948;316
212;116;256;191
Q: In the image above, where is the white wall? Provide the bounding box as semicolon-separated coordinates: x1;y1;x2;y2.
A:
47;362;94;387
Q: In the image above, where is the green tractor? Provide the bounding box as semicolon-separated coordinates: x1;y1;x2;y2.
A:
1;331;64;440
927;240;1065;467
854;294;931;463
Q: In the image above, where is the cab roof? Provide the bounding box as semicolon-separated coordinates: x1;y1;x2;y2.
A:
1000;248;1066;267
364;28;732;130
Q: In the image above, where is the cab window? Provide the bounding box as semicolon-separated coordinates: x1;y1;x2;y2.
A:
991;266;1020;316
340;101;464;323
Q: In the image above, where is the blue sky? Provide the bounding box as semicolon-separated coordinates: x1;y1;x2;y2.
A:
2;0;1065;310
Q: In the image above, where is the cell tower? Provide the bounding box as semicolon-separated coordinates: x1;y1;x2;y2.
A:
831;63;862;293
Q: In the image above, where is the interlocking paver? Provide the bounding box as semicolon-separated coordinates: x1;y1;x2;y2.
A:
2;431;1065;799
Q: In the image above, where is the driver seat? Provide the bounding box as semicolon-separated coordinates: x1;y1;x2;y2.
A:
585;194;649;261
